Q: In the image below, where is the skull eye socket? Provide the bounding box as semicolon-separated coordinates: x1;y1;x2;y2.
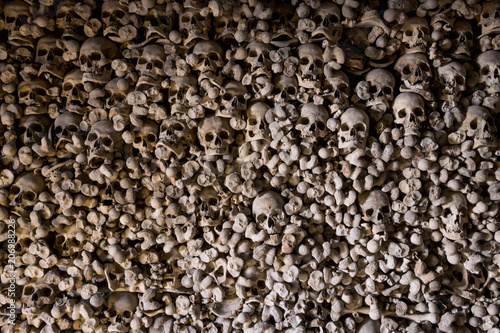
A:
62;83;73;91
40;287;53;297
248;118;257;126
23;286;35;296
219;130;229;140
300;57;309;65
314;59;324;68
465;31;473;39
238;95;246;103
419;63;430;71
108;310;117;317
32;124;43;132
287;87;297;95
366;209;374;216
208;198;218;206
208;52;220;61
10;186;20;195
402;65;411;75
313;15;323;25
54;48;64;57
153;60;163;68
480;66;490;76
222;93;232;101
340;123;349;131
404;30;412;36
298;117;309;125
173;123;185;131
38;49;47;57
23;190;36;202
55;126;63;134
414;108;424;117
482;12;490;19
138;57;147;65
147;134;157;142
205;132;214;141
123;310;133;319
90;53;102;61
369;86;377;94
459;207;467;216
102;137;113;147
470;119;478;130
354;123;366;132
317;121;326;131
398;110;407;118
381;205;390;213
383;87;393;95
256;213;266;223
87;132;97;142
444;208;452;216
248;50;258;58
19;90;29;98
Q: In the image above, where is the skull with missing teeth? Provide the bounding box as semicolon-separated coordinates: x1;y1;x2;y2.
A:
440;191;468;240
85;120;123;168
338;108;369;154
62;69;89;114
198;116;234;156
297;43;324;89
393;93;426;137
457;106;496;149
79;37;119;84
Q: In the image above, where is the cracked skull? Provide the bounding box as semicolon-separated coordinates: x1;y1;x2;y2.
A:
437;61;466;97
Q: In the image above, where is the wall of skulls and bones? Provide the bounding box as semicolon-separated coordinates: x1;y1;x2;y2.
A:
0;0;499;331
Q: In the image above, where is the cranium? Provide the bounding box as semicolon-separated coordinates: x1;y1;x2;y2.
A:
36;35;68;79
449;19;473;58
394;53;432;95
477;50;500;94
297;43;324;89
269;3;297;47
85;120;123;168
105;292;139;332
457;106;496;149
104;78;132;115
179;9;211;46
392;93;426;137
192;40;224;74
21;283;58;308
437;61;466;97
168;75;198;110
272;74;298;105
102;0;137;43
79;37;119;84
56;0;87;34
479;0;500;37
156;115;195;160
143;4;175;42
245;102;271;142
218;80;249;118
311;2;342;43
440;191;468;240
52;113;83;158
198;186;223;227
18;115;52;146
323;70;350;113
359;190;391;226
136;44;166;85
252;191;286;236
401;16;431;53
53;219;84;257
213;9;238;41
9;173;46;217
245;42;273;72
62;69;89;114
295;103;328;140
198;116;234;156
4;0;33;47
338;108;369;154
18;78;51;115
355;69;395;121
132;119;159;155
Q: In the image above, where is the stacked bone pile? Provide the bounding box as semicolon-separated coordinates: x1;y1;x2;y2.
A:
1;0;500;331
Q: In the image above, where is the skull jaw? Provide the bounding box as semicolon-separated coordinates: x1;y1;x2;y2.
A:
88;152;114;169
8;31;34;47
452;45;471;58
440;217;465;241
104;25;136;44
297;74;321;89
83;69;112;85
39;63;69;80
24;105;48;115
310;26;341;44
156;139;188;160
484;79;500;95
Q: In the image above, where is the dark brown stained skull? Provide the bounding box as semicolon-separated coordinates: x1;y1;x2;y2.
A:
62;69;89;114
9;173;46;217
394;53;432;92
323;70;350;113
101;0;137;43
179;8;211;46
79;37;119;84
4;0;33;47
36;35;68;79
132;119;159;155
18;115;52;146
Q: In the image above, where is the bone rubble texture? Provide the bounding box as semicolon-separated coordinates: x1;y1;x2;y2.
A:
1;0;500;332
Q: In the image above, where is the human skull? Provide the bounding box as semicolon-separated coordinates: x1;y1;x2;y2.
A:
56;0;87;33
218;80;249;118
392;93;426;136
359;190;391;225
132;119;159;155
21;283;58;308
52;113;83;158
156;116;195;160
252;191;286;235
18;79;51;115
297;43;324;89
144;4;176;41
36;35;68;79
136;44;166;85
192;40;224;74
479;0;500;37
338;108;369;154
437;61;466;97
477;50;500;94
295;103;328;140
401;16;431;53
85;120;123;168
245;102;271;142
4;0;32;44
9;173;46;216
179;9;211;46
311;2;342;43
245;42;273;72
79;37;119;84
168;75;198;108
448;19;473;58
18;115;52;146
213;9;238;41
62;69;89;114
102;0;137;43
457;106;496;149
198;116;234;156
272;74;298;105
394;53;432;92
198;186;223;226
269;3;297;47
323;71;350;113
440;191;468;240
365;69;395;107
105;292;139;332
104;78;132;116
